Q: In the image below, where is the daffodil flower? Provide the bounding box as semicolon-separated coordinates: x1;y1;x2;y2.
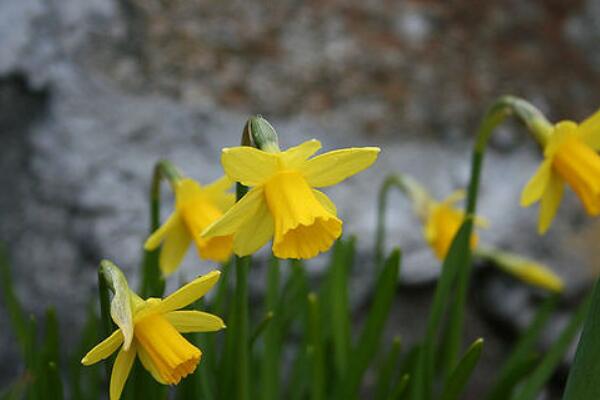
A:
521;109;600;233
145;176;235;276
423;191;487;260
82;270;225;400
202;139;380;259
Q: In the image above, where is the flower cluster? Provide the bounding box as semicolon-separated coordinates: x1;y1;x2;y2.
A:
81;104;599;398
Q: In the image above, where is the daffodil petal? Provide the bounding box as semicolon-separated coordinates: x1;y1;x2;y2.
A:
155;271;221;314
232;198;274;256
110;346;136;400
159;216;191;277
281;139;322;168
204;175;233;193
174;178;203;207
204;176;235;211
202;187;264;238
164;310;226;333
302;147;380;187
144;212;181;250
81;329;123;366
137;346;167;385
538;174;564;234
520;159;552;207
312;189;337;215
442;190;466;206
578;108;600;150
221;146;280;186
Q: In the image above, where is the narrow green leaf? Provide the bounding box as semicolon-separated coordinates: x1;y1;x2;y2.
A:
343;249;401;399
439;220;475;379
375;336;402;400
308;293;326;400
389;374;410;400
440;338;483;400
0;245;31;356
486;295;558;400
329;239;352;379
563;277;600;400
1;377;29;400
25;315;38;400
250;311;274;347
40;309;64;400
288;344;310;400
70;304;101;400
514;295;590;400
284;260;310;400
415;221;473;400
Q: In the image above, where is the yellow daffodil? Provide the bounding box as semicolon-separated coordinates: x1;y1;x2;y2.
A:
423;191;487;260
202;139;380;259
521;109;600;233
145;176;235;276
82;270;225;400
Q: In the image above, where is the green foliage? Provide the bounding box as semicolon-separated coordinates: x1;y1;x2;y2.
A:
563;277;600;400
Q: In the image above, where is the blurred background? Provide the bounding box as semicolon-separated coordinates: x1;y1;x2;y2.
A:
1;0;599;398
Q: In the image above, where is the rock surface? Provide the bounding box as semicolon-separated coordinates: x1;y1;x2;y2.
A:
1;0;599;397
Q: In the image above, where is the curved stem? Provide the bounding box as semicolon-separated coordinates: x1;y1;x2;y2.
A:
374;174;430;269
140;160;182;297
448;95;552;373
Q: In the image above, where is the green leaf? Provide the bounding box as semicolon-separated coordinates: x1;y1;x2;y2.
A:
0;244;31;357
440;338;483;400
250;311;274;347
343;249;401;399
70;304;102;400
514;294;590;400
414;221;473;400
375;336;402;400
328;239;352;380
39;309;64;400
486;295;558;400
561;279;600;400
308;293;326;400
1;379;29;400
388;374;410;400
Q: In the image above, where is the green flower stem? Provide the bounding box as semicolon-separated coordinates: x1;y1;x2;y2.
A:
375;174;429;268
446;95;553;377
140;160;182;297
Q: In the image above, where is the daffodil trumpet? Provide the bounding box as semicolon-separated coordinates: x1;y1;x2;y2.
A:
203;116;380;259
144;163;235;276
82;260;225;400
520;109;600;233
474;246;564;293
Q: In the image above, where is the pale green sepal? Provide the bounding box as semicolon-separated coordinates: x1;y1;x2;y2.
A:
100;260;135;351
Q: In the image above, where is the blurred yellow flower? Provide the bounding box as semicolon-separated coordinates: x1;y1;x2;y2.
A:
482;248;564;292
423;191;487;260
145;176;235;276
521;110;600;234
202;139;380;259
82;271;225;400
